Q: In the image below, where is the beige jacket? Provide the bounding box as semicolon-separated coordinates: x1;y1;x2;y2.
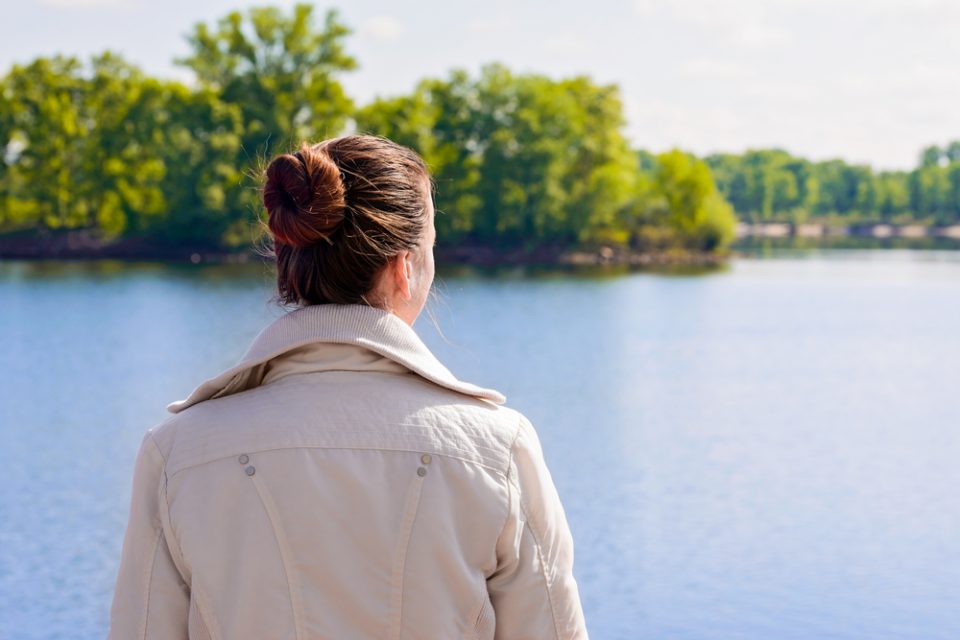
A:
108;302;587;639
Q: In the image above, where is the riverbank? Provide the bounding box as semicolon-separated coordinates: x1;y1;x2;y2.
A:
737;222;960;240
434;243;727;267
0;230;728;267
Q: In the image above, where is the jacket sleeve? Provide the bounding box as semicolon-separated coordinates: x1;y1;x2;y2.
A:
487;414;588;639
108;430;190;639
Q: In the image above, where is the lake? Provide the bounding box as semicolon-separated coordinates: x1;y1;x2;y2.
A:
2;250;959;639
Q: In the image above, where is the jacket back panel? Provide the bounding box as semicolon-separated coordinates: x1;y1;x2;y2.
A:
153;369;520;639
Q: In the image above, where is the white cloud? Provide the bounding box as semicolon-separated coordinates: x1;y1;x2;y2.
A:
632;0;793;49
833;64;960;102
466;16;515;33
543;35;589;55
680;58;751;80
743;81;821;102
636;0;952;12
731;23;792;48
626;98;751;152
785;0;953;13
359;16;404;42
632;0;661;15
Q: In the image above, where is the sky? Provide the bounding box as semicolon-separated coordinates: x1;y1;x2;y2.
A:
4;0;959;170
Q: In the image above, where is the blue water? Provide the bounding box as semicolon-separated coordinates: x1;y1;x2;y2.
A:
2;251;959;639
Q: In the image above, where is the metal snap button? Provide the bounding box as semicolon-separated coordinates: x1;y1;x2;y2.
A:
245;466;256;476
238;454;249;464
420;453;432;465
417;467;427;477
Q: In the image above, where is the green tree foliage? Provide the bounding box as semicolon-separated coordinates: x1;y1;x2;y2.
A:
0;3;351;248
355;71;484;241
174;2;357;244
0;4;742;254
0;53;171;238
357;63;646;248
144;84;244;245
706;145;960;224
0;53;245;243
3;3;960;255
638;150;737;251
876;171;910;219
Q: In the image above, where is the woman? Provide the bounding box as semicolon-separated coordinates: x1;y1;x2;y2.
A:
108;134;587;639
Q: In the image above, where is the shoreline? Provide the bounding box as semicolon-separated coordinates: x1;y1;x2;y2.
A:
736;222;960;240
0;232;728;268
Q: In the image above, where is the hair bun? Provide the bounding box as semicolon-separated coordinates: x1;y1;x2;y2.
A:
262;144;347;248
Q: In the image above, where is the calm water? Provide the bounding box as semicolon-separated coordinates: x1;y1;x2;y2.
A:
2;251;959;639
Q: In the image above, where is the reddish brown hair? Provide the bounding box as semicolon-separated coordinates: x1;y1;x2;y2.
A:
258;134;433;307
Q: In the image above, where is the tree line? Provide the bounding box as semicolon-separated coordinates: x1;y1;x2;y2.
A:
1;3;954;260
0;3;734;255
705;145;960;225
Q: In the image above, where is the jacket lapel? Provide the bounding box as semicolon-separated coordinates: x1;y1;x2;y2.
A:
165;303;506;414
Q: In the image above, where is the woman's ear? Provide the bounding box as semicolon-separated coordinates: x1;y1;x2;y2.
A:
391;250;414;302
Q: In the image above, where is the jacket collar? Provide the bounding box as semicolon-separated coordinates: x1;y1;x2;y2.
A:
166;303;506;414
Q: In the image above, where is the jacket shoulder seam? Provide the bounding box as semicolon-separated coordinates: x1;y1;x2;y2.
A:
506;412;524;471
489;439;517;583
144;430;167;469
490;411;525;570
147;432;192;592
167;444;511;480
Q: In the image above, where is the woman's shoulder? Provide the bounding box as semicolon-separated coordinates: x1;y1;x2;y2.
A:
142;375;531;479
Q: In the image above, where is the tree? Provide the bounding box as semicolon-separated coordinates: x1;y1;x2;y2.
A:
358;63;641;247
143;82;244;246
946;142;960;164
1;55;88;232
910;164;950;223
0;53;171;238
355;71;484;242
876;171;910;220
80;53;169;237
177;3;356;162
649;150;737;250
176;2;357;240
0;73;12;220
920;145;944;168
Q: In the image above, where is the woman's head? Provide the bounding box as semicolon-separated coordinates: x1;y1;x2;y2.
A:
259;134;435;326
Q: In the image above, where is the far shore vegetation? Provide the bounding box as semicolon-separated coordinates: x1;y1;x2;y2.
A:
2;3;959;264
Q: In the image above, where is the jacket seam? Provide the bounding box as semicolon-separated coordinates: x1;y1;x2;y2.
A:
191;587;223;640
190;597;214;640
487;411;523;576
463;595;483;640
507;413;525;458
388;471;426;640
143;433;172;640
148;435;189;579
475;458;514;637
471;595;495;640
512;481;563;639
490;470;514;579
514;478;560;638
157;476;189;582
508;415;563;638
150;434;223;640
249;472;306;640
167;444;508;479
140;527;162;640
